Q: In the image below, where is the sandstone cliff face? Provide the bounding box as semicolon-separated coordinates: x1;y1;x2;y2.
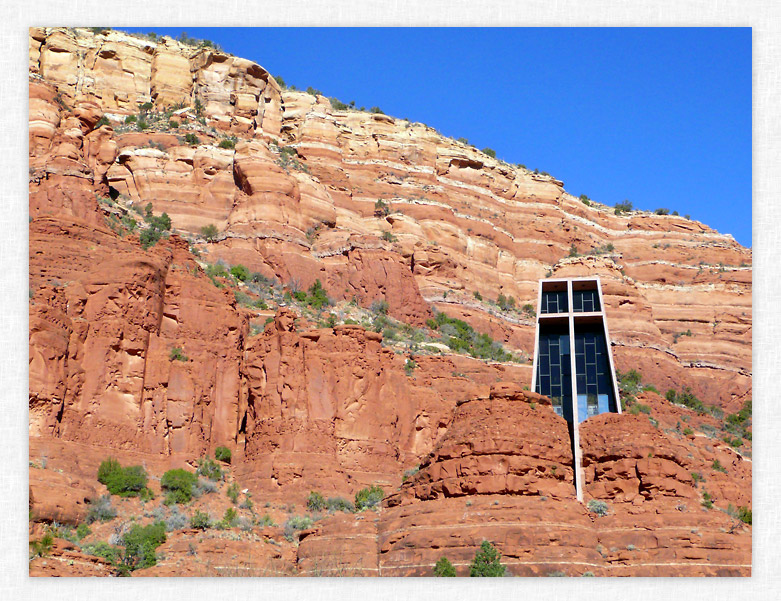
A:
28;28;750;577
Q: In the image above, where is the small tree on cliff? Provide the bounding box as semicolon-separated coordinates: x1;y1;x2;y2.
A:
433;556;457;576
469;540;506;577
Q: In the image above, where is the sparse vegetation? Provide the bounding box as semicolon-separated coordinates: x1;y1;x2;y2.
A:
481;148;496;159
426;310;519;363
86;495;117;524
226;482;240;504
374;198;390;217
196;456;224;481
169;347;188;362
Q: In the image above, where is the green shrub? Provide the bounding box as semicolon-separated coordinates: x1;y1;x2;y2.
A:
354;485;384;511
683;427;694;436
274;75;286;89
469;540;506;577
614;200;633;214
325;497;355;513
691;472;704;484
200;224;219;241
307;491;327;512
76;523;91;540
29;533;54;558
737;506;752;525
97;458;149;497
184;132;200;146
329;97;349;111
222;507;238;528
121;521;166;572
137;119;149;131
161;468;197;504
257;514;276;527
369;106;384;114
190;510;211;530
433;556;456;576
169;347;188;362
374;199;390;217
579;194;591;206
283;514;314;541
426;310;516;362
125;114;137;124
196;456;223;481
214;446;231;463
168;119;179;129
229;264;250;282
481;148;497;159
382;230;397;242
226;482;240;504
95;115;110;128
712;459;727;473
218;138;236;149
587;499;609;516
404;359;418;375
82;541;122;564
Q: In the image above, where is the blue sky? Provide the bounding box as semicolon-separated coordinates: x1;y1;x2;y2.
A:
124;27;752;248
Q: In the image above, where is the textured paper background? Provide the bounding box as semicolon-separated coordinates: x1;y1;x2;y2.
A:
3;1;778;598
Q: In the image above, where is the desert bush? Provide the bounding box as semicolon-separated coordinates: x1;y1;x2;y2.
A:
164;506;188;531
97;458;149;497
354;485;384;511
426;310;516;362
218;138;236;149
82;541;122;564
194;478;217;496
76;523;92;540
214;446;231;463
222;507;239;528
587;500;609;516
160;468;197;504
481;148;497;159
257;514;276;527
190;510;211;530
169;347;188;362
433;556;456;576
469;540;506;577
200;224;219;241
230;264;250;282
307;491;327;512
226;482;240;504
29;533;54;558
325;497;355;513
120;521;166;572
283;515;314;541
614;200;633;215
125;114;137;124
196;456;223;481
184;132;199;146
